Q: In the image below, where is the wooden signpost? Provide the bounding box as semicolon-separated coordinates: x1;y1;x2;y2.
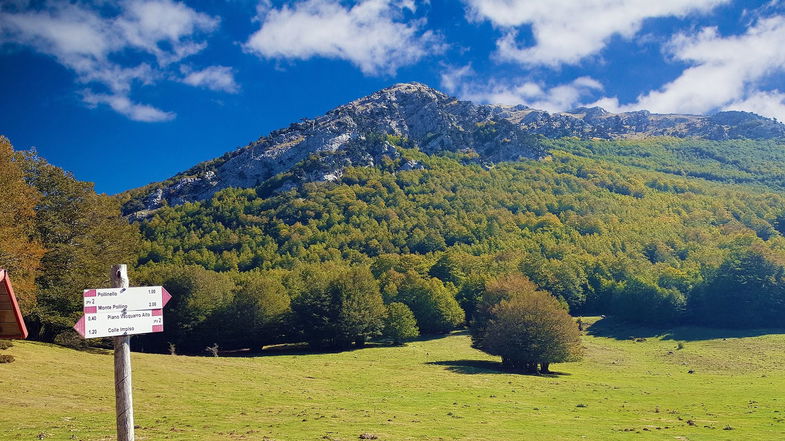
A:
0;269;28;340
73;264;172;441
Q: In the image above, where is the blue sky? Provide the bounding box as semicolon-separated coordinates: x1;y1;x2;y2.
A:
2;0;785;194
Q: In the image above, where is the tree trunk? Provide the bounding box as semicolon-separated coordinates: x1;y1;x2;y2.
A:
540;362;550;373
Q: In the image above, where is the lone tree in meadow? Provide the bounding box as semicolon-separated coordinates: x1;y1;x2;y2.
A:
471;274;582;373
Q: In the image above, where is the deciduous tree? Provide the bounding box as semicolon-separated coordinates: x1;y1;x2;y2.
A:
0;137;43;311
472;274;582;373
20;152;140;340
382;302;419;345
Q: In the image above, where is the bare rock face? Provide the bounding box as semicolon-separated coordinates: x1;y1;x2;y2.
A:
123;82;785;216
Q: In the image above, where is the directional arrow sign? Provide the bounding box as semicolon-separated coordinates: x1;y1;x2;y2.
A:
74;309;163;338
82;286;172;313
74;285;171;338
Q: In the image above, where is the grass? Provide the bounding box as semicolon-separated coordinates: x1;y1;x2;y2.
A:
1;318;785;440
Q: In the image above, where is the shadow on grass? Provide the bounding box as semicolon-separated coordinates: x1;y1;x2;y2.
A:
413;329;469;342
78;346;112;355
587;316;785;341
22;340;111;355
222;330;465;358
426;359;570;377
220;341;388;358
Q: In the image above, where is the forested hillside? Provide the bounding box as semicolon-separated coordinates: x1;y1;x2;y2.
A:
126;135;785;352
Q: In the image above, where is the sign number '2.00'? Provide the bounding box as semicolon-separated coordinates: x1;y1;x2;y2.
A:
148;288;158;308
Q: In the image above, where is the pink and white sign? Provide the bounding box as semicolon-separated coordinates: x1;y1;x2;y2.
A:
74;286;171;338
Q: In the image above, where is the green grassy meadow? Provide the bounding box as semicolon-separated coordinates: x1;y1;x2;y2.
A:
2;318;785;441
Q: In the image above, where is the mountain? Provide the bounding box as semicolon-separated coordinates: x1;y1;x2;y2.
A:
124;84;785;339
121;82;785;216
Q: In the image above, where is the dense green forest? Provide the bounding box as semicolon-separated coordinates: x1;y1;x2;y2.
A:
135;136;785;327
4;135;785;353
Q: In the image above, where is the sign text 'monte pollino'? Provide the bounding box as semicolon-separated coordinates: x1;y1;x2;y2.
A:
73;286;172;338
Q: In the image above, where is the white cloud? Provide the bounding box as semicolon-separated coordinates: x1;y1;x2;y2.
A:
441;65;603;112
244;0;440;75
83;92;175;122
464;0;727;67
600;15;785;120
80;63;158;94
0;3;119;67
181;65;239;93
0;0;221;121
116;0;218;65
725;91;785;122
440;64;473;94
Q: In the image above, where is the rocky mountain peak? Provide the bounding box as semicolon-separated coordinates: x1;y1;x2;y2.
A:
371;81;446;97
122;83;785;218
566;106;610;119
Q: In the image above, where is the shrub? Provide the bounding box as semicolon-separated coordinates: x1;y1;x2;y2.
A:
53;330;88;350
0;354;14;363
0;340;13;350
383;302;419;345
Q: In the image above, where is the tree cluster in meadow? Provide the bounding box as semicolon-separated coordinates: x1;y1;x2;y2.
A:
131;259;459;353
4;134;785;354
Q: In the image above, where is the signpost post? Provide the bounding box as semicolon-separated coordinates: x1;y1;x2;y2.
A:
73;264;172;441
111;264;134;441
0;269;28;340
